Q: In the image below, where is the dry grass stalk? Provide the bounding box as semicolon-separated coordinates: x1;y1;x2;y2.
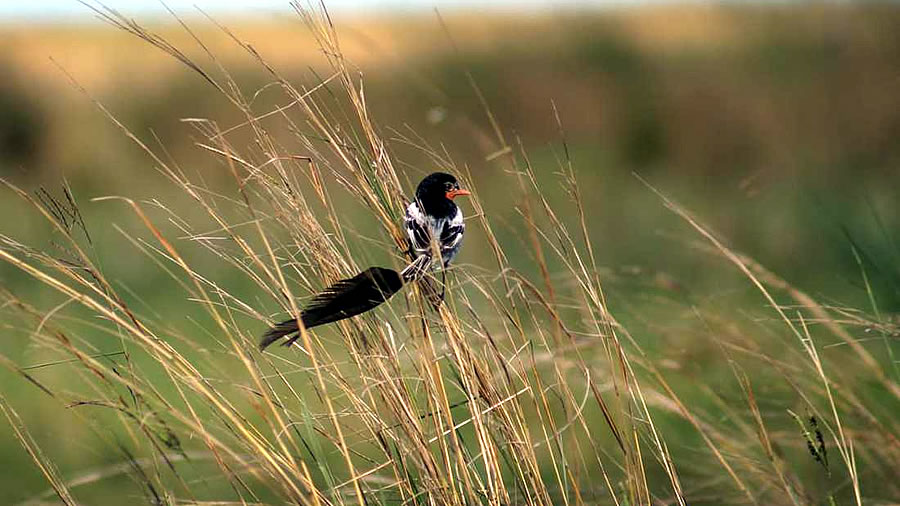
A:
1;2;898;506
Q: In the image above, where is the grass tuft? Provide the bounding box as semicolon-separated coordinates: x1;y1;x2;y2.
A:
1;3;898;505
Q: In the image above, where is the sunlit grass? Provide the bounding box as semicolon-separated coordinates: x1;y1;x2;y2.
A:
1;2;899;505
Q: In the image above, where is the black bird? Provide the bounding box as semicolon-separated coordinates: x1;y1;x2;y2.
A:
401;172;469;281
259;172;470;351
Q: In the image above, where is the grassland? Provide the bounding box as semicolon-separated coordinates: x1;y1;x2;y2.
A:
1;3;899;505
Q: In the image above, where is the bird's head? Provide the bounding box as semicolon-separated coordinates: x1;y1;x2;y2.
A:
415;172;470;216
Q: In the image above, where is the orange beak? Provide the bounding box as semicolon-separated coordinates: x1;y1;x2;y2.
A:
446;188;471;200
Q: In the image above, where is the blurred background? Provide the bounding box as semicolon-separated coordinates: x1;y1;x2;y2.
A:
2;0;899;503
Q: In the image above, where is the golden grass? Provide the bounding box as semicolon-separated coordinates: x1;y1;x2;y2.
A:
0;4;846;93
1;2;898;505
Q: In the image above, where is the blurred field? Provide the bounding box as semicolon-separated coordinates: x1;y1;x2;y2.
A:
1;3;900;505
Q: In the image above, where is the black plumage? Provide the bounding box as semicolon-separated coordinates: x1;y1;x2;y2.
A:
402;172;467;280
258;267;403;350
259;172;470;351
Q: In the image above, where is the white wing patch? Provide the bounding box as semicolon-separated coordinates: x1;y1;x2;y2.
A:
438;207;465;266
404;201;430;256
402;201;465;278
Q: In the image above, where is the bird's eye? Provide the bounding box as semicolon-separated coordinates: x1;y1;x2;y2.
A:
445;182;453;190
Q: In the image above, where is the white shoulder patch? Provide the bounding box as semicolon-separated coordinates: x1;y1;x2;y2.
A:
450;207;464;226
405;201;425;223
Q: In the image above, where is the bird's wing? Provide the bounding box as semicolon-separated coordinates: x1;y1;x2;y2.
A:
404;201;431;257
439;207;465;266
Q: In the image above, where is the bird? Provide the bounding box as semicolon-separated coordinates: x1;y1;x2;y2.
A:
401;171;469;282
259;172;470;351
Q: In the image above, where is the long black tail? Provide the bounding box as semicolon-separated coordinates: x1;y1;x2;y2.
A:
259;267;404;351
258;319;300;351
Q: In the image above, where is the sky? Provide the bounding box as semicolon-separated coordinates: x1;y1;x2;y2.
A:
0;0;675;21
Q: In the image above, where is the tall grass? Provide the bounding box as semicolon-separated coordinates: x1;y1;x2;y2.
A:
1;2;898;505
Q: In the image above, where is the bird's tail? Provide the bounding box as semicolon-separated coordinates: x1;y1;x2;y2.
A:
259;267;405;351
259;318;299;351
259;260;443;351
